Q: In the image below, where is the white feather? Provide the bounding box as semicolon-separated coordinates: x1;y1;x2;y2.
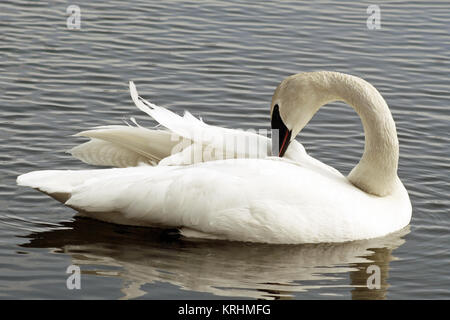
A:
72;126;176;163
70;139;153;168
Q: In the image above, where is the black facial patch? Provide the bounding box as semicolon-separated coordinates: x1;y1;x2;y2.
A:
271;104;292;157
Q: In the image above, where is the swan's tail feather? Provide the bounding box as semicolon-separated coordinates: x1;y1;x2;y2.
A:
16;170;105;203
16;168;144;205
70;126;180;168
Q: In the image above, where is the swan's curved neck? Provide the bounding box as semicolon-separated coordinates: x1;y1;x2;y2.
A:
315;72;399;196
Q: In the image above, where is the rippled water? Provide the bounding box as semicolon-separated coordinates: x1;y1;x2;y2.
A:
1;0;449;299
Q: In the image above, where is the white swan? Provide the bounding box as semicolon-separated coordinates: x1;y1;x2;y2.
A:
17;71;412;244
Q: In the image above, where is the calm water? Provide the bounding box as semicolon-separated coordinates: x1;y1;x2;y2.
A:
0;0;449;299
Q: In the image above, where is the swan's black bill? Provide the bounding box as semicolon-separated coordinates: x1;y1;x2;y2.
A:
271;104;292;157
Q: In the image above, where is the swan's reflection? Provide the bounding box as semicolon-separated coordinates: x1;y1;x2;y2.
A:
20;217;409;300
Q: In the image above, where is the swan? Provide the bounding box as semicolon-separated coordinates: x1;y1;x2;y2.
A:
17;71;412;244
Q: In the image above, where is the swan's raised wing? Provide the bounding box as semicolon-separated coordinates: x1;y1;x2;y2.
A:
70;126;178;167
71;121;272;168
71;82;274;167
70;81;339;177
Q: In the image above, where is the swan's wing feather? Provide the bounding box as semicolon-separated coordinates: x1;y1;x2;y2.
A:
129;81;272;159
64;160;345;231
73;126;177;163
62;163;262;228
70;139;154;168
129;81;208;140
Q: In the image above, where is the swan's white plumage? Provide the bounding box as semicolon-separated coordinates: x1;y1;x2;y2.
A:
70;138;154;167
17;158;410;244
71;126;176;166
130;81;209;140
17;72;412;244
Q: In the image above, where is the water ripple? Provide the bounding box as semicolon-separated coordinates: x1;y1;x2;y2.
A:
1;0;449;299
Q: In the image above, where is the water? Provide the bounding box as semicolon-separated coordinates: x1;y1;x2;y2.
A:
0;0;449;299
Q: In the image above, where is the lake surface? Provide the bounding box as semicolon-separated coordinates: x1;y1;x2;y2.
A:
0;0;449;299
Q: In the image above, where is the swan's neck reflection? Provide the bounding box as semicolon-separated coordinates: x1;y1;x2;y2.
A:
20;217;409;300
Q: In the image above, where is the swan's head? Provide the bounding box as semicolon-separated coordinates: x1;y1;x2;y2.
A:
270;72;331;157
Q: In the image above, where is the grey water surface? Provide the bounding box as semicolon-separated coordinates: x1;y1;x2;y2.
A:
0;0;449;299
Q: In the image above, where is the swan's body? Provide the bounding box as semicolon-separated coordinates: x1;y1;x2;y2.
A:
17;71;412;244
